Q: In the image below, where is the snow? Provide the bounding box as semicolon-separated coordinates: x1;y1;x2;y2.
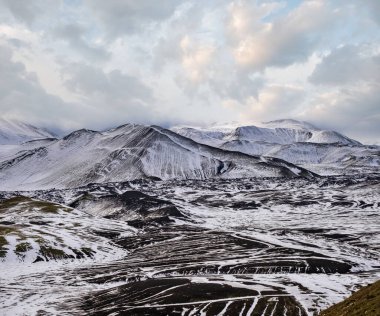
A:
172;119;361;147
0;124;312;191
172;120;378;175
0;118;55;145
134;176;379;314
0;198;135;264
259;119;319;131
0;175;378;315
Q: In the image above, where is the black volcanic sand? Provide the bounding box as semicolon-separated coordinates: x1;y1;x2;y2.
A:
70;190;186;227
74;226;353;285
74;277;308;316
61;225;353;315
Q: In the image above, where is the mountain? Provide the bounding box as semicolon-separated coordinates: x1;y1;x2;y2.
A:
0;123;315;190
172;119;361;147
0;118;56;145
172;120;379;175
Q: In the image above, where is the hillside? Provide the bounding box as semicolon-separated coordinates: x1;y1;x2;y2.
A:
0;118;55;145
320;280;380;316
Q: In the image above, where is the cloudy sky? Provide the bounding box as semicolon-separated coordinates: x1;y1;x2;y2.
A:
0;0;379;143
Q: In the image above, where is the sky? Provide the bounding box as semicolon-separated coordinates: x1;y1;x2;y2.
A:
0;0;379;144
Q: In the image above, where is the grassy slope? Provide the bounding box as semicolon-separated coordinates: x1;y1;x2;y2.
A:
320;280;380;316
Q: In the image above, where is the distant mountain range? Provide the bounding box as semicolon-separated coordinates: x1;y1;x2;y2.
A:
172;119;379;175
172;119;361;146
0;118;378;190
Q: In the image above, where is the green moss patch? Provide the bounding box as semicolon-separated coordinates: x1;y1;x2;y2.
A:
39;246;74;261
0;225;17;235
0;236;8;258
0;196;31;212
15;241;32;253
81;247;95;258
14;241;33;259
0;196;71;214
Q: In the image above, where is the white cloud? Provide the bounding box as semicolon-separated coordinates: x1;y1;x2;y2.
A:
180;36;216;83
226;0;336;71
239;84;306;122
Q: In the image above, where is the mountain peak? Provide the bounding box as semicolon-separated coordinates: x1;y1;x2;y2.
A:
261;119;320;131
0;118;55;145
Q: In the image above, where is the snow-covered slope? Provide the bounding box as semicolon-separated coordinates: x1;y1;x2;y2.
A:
0;118;55;145
0;124;314;190
172;120;379;175
172;119;361;147
260;119;319;131
0;195;134;264
224;141;379;175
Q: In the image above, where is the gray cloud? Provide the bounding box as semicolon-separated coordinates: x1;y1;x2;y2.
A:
62;63;153;104
60;62;161;128
6;37;30;49
301;83;380;144
84;0;180;38
0;0;56;26
0;44;158;132
305;43;380;143
0;0;41;25
0;44;79;130
53;24;111;62
309;45;380;86
363;0;380;25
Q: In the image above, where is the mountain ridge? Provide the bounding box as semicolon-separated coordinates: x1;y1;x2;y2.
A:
172;119;361;146
0;118;56;145
0;123;315;190
172;120;379;175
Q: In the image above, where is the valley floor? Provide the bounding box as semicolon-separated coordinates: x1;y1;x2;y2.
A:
0;175;379;315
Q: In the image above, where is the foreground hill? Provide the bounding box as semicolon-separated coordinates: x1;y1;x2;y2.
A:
172;119;379;175
0;124;314;190
320;280;380;316
0;196;133;263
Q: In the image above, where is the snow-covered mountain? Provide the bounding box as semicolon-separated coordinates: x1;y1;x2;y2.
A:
172;119;361;146
0;118;56;145
0;117;55;145
0;123;314;190
172;119;379;175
